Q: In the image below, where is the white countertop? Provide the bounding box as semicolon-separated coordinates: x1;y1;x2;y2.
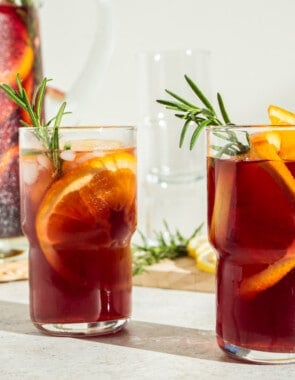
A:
0;281;294;379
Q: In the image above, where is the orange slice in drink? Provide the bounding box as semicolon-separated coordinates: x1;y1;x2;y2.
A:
250;132;295;199
240;241;295;299
0;6;34;84
209;159;236;250
240;107;295;299
36;152;136;282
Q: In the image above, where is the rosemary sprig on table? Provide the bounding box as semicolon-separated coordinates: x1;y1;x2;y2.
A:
157;74;249;156
0;75;68;177
132;221;203;276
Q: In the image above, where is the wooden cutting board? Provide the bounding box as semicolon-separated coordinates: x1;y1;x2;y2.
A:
0;259;28;282
133;256;215;293
0;256;215;293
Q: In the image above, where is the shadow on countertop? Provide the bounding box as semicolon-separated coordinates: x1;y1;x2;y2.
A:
0;300;230;363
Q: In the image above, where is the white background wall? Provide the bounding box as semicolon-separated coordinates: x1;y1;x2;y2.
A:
38;0;295;233
39;0;295;126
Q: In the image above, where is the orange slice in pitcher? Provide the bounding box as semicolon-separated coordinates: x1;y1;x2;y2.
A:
240;241;295;299
0;7;34;84
36;152;136;282
0;144;18;179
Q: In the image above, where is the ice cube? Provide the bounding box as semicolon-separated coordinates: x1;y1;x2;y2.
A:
22;161;39;185
60;150;76;161
37;154;51;169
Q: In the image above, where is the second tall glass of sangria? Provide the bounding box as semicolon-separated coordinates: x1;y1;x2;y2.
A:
207;125;295;363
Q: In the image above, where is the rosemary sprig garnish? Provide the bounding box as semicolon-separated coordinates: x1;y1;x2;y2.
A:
5;0;33;5
132;221;203;276
0;75;69;177
157;74;249;156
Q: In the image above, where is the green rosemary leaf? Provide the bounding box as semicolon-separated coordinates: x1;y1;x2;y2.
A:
190;119;211;150
212;130;233;141
20;120;32;128
214;142;237;157
217;93;231;124
164;89;197;108
156;99;189;112
0;76;69;177
0;83;27;109
157;75;250;156
6;0;34;5
35;77;48;120
16;74;25;98
188;222;204;240
179;119;191;148
185;74;214;112
53;102;67;134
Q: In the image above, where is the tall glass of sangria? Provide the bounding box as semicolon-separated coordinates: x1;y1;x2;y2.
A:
207;124;295;363
0;0;42;259
19;125;137;336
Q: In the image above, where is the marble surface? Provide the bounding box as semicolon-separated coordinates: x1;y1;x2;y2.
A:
0;281;294;379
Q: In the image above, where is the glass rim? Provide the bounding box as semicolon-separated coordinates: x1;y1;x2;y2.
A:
206;124;295;131
19;125;137;132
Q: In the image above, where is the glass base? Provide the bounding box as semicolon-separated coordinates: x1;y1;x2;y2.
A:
0;236;28;262
34;318;130;337
220;341;295;364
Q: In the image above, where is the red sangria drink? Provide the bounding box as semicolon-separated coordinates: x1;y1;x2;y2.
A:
207;125;295;363
0;0;42;257
19;126;137;336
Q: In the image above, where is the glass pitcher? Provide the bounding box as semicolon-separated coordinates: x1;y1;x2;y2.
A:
0;0;114;260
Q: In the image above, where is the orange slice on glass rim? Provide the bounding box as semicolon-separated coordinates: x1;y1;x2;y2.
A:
36;152;136;282
268;104;295;125
267;105;295;159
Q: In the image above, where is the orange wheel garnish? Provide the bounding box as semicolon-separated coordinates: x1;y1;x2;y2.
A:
268;104;295;125
0;6;34;84
36;152;136;282
267;104;295;159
